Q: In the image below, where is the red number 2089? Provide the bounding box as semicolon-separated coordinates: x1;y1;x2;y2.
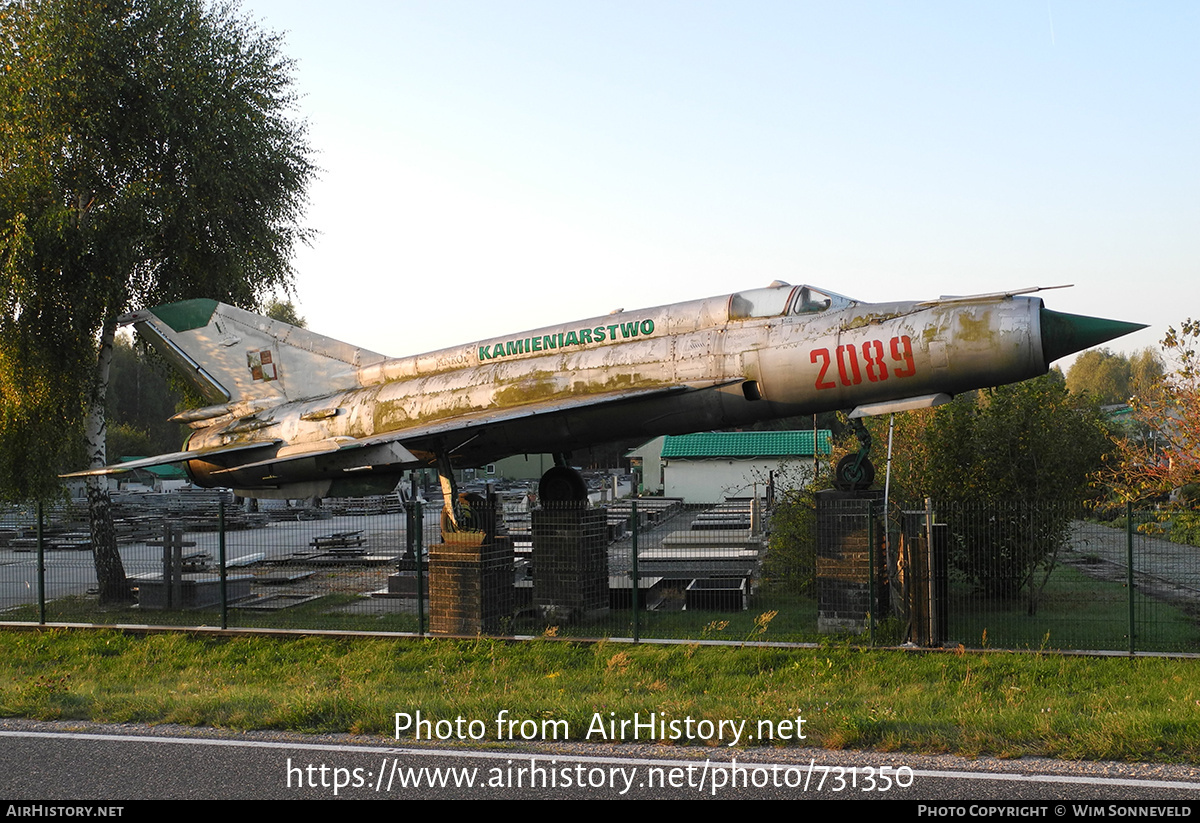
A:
810;336;916;390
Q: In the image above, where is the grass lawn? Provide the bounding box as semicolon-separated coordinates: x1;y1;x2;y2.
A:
1;627;1199;763
7;555;1200;654
948;563;1200;654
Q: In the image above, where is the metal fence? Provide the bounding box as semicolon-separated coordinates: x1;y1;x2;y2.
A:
2;490;1197;654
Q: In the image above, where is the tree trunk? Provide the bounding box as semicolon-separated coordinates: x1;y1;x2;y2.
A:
86;314;133;605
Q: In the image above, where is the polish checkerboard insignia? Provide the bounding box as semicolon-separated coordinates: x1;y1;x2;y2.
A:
248;349;277;381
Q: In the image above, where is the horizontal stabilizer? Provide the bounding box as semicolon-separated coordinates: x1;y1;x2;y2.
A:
208;439;419;476
60;441;280;478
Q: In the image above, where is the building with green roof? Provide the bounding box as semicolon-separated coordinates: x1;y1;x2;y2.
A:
628;430;832;500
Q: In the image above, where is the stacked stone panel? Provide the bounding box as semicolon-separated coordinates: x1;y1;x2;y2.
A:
532;506;609;622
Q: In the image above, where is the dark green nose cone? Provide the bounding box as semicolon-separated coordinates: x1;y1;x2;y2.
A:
1040;308;1147;365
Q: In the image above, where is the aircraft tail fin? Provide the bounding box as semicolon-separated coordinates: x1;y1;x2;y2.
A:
124;299;388;406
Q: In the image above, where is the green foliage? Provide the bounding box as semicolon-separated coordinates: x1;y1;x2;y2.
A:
1129;348;1166;397
0;322;88;499
1066;348;1165;407
264;298;306;328
0;0;313;306
106;336;185;457
1162;510;1200;548
940;500;1077;601
861;408;936;504
0;0;314;498
764;484;820;595
763;460;832;595
1067;349;1132;405
925;375;1111;505
105;422;155;464
820;378;1113;600
920;376;1112;598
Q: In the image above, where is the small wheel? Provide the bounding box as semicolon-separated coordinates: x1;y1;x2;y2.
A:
539;466;588;501
835;454;875;490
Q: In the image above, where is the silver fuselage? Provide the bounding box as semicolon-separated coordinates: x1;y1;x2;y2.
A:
179;285;1047;496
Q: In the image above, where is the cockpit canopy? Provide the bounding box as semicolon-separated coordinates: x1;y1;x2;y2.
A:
728;282;855;320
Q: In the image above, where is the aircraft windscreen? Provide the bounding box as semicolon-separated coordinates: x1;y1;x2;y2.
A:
793;287;832;314
792;286;854;314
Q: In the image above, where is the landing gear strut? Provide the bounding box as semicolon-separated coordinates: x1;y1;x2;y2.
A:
435;450;492;538
435;451;461;537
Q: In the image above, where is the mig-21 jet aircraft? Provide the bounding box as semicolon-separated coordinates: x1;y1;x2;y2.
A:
67;282;1143;509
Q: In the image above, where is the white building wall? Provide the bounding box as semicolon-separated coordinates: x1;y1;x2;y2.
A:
663;458;816;502
627;436;666;494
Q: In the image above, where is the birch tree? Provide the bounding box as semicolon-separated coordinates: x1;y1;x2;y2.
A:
0;0;313;602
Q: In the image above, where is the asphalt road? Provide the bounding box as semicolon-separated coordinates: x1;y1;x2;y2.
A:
1;719;1198;802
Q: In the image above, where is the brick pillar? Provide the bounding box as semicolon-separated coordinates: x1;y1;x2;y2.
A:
428;535;514;634
816;489;886;634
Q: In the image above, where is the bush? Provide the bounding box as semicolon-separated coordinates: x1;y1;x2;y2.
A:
764;485;819;595
937;501;1075;600
924;376;1111;599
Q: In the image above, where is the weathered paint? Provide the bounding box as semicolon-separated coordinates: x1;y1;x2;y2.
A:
71;284;1143;499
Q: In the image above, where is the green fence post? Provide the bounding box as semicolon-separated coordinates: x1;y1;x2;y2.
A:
415;499;425;636
631;501;639;643
867;501;875;647
219;496;228;630
1127;500;1135;655
37;501;45;625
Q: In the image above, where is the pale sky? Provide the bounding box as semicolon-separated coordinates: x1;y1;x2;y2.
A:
238;0;1198;366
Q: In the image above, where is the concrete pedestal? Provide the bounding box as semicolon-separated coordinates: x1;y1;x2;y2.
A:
136;573;253;610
